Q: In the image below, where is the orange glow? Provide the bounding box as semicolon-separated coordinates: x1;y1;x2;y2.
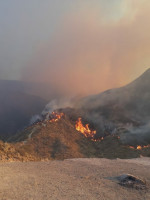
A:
129;144;150;150
129;146;135;149
75;118;96;138
137;145;142;150
49;112;64;123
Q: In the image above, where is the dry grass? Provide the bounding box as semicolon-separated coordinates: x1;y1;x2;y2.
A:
1;116;150;162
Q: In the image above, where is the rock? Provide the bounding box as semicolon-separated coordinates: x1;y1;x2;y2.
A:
107;174;147;190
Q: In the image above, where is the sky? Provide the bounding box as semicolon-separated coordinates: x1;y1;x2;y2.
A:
0;0;150;95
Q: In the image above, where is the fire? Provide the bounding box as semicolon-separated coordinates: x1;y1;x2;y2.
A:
92;137;104;142
129;146;135;149
129;144;150;150
49;112;64;123
137;145;142;150
75;118;96;138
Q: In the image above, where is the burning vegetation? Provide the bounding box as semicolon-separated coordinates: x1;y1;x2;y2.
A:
75;118;150;149
30;110;150;152
49;112;64;122
75;118;96;138
129;145;150;150
75;118;98;140
3;110;150;161
46;113;150;150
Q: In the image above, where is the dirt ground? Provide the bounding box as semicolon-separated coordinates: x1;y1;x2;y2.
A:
0;157;150;200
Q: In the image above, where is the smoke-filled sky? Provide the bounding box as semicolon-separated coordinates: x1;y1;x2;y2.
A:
0;0;150;95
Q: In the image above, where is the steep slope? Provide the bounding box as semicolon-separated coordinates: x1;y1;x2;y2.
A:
76;69;150;144
79;68;150;120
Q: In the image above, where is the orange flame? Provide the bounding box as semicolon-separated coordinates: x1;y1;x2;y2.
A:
137;145;142;150
49;112;64;123
75;118;96;138
129;144;150;150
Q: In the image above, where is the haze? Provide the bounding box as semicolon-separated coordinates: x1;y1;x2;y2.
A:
0;0;150;96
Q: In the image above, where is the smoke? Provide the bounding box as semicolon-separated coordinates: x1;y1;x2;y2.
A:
30;114;42;125
83;111;117;137
22;0;150;96
42;97;76;115
120;122;150;145
30;97;78;124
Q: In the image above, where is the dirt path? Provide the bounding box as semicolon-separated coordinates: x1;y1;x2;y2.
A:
0;158;150;200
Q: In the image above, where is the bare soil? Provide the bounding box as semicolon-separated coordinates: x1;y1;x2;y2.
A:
0;158;150;200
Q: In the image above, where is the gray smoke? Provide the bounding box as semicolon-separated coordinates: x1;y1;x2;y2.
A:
42;97;77;115
120;122;150;145
30;114;42;124
30;97;78;124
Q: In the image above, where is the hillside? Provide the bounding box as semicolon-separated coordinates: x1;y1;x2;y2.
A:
79;69;150;119
1;69;150;161
76;69;150;145
1;114;150;162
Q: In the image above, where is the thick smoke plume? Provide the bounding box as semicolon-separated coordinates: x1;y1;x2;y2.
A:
22;0;150;96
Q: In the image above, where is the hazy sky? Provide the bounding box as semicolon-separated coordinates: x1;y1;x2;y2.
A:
0;0;150;95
